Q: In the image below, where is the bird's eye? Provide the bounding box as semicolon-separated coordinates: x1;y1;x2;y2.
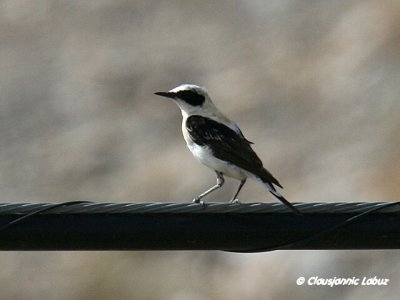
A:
176;90;205;106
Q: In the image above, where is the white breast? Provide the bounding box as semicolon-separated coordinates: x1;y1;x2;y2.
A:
181;113;251;181
186;142;248;180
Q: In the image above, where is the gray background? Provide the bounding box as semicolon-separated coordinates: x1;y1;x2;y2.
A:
1;0;399;299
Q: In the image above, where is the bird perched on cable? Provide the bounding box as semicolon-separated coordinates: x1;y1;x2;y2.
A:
155;84;301;215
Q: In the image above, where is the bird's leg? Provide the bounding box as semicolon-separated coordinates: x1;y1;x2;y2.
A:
193;171;225;205
230;178;247;204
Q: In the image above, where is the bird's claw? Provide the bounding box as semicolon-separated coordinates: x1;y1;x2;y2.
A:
193;198;206;208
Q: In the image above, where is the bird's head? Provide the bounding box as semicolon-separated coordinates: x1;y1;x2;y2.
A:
155;84;212;115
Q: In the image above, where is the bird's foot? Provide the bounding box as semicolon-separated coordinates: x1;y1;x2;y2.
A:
193;197;206;208
230;198;241;204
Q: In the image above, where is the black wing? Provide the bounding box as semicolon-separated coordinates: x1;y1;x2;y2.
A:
186;115;282;188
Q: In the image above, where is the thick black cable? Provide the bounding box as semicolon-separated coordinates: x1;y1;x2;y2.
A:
0;201;92;232
0;201;398;251
228;201;400;252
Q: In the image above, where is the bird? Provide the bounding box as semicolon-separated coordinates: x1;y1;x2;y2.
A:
154;84;301;215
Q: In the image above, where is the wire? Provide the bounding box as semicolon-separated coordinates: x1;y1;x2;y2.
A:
0;202;397;214
0;201;92;232
0;201;398;252
227;201;400;253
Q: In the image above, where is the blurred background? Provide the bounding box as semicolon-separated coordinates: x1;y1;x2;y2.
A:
1;0;400;298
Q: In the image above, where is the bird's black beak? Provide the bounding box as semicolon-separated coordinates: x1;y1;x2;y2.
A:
154;91;175;99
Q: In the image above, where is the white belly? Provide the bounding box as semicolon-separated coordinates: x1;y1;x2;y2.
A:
187;142;248;180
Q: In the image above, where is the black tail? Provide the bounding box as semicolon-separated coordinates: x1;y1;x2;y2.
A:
259;168;302;215
269;190;302;216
